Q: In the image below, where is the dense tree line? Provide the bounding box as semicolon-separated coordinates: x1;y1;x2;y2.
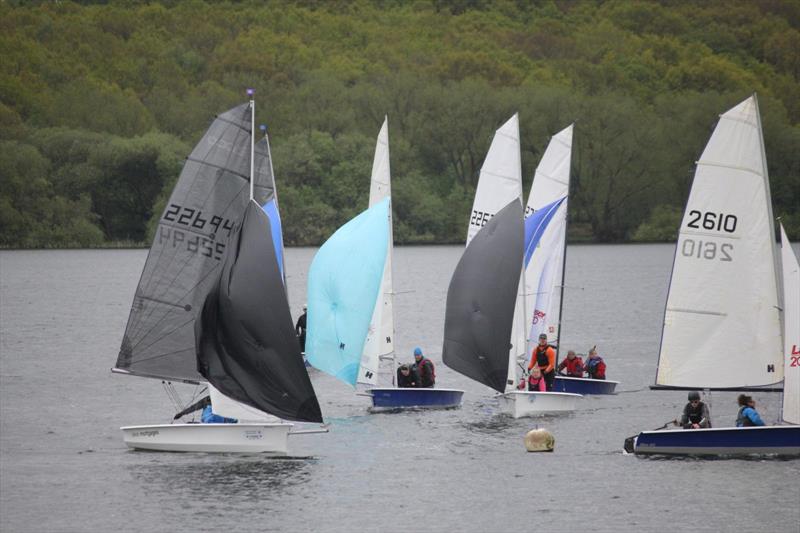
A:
1;0;798;247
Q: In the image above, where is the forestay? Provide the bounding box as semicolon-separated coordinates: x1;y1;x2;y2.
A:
306;198;391;386
444;200;524;393
656;96;783;389
780;224;799;424
197;201;322;423
358;118;394;386
115;104;276;383
524;124;573;352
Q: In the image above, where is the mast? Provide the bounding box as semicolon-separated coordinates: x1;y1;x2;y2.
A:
248;88;255;202
553;178;570;362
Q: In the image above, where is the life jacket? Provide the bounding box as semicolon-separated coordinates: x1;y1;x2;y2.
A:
417;358;435;387
686;402;705;424
528;375;546;391
534;345;553;372
737;406;755;427
559;357;583;377
586;357;606;379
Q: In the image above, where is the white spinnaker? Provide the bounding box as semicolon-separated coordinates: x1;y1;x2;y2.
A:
209;383;280;423
524;124;573;357
656;96;783;388
358;117;393;386
780;224;799;424
466;114;522;246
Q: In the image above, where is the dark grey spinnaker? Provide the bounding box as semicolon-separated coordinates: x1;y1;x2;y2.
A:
197;201;322;424
442;199;524;393
115;103;276;383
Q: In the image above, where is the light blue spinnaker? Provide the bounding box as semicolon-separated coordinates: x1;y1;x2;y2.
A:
306;198;391;386
524;196;566;268
261;199;285;281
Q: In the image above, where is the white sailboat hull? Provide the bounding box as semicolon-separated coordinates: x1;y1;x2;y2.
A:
497;391;582;418
121;423;293;454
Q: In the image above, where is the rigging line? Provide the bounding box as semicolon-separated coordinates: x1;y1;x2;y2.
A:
131;344;195;366
127;265;221;355
215;112;253;134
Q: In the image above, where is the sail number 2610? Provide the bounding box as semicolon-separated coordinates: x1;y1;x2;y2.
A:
686;210;738;233
681;239;732;262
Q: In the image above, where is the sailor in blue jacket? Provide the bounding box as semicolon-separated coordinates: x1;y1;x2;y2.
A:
201;404;238;424
735;394;765;427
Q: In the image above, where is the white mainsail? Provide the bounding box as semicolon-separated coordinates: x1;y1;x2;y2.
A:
780;224;799;424
358;118;394;385
656;96;783;389
524;124;573;356
466;114;522;246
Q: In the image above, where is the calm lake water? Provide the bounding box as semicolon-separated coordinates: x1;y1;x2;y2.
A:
1;245;798;533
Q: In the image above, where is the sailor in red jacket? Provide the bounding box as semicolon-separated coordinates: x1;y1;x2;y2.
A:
584;346;606;380
556;350;584;377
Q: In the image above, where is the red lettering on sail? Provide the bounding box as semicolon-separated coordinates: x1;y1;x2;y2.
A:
532;309;546;325
791;344;799;356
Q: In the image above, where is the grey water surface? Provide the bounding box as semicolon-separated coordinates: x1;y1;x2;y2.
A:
1;245;797;533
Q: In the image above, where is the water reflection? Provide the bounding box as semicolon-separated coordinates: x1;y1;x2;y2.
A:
129;456;315;503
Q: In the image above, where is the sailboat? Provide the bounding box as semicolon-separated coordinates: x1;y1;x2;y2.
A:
443;115;580;417
523;124;618;395
358;119;464;410
114;95;323;454
628;95;799;456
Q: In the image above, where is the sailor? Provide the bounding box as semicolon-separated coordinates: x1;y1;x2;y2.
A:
201;404;237;424
413;347;436;388
584;346;606;380
527;366;547;392
556;350;584;378
680;391;711;429
736;394;766;427
396;364;418;388
295;304;308;352
529;333;556;391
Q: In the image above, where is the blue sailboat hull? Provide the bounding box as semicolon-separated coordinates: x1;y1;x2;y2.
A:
553;376;618;395
633;425;800;456
367;388;464;411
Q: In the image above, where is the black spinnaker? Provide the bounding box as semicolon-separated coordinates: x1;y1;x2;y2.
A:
197;201;323;423
442;199;524;393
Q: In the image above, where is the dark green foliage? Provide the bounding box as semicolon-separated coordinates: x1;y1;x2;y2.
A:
0;0;798;248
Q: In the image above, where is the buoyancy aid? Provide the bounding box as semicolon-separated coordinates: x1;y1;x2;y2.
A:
686;402;705;424
736;406;759;427
533;345;555;373
528;375;546;392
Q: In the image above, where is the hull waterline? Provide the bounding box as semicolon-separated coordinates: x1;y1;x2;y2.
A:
553;376;619;395
366;388;464;411
632;425;800;456
121;423;294;454
497;391;582;418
